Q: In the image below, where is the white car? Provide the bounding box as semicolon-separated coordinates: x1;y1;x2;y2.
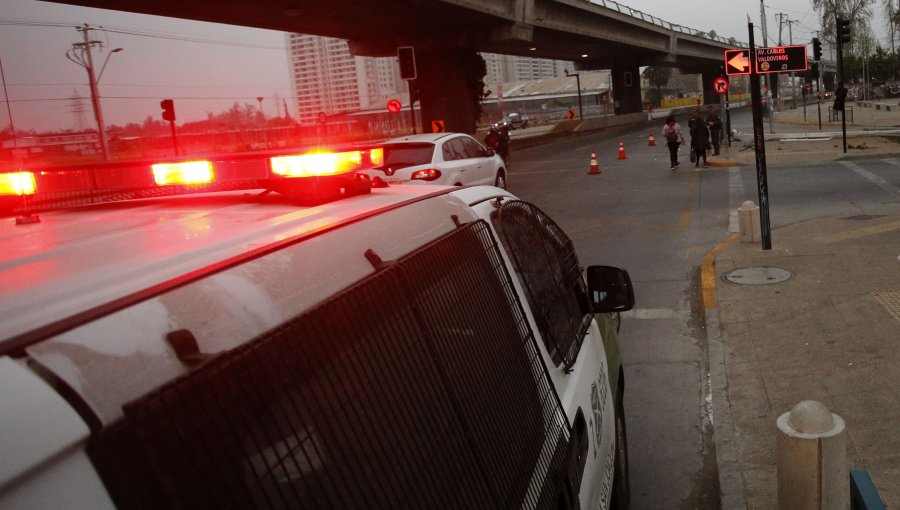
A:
358;132;507;188
0;148;633;509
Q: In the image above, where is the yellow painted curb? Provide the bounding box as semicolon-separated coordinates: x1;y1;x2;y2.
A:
705;160;738;167
701;234;739;310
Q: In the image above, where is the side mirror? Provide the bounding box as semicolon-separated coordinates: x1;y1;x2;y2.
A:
586;265;634;313
486;147;496;157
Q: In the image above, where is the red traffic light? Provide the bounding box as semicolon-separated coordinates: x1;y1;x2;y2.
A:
160;99;176;122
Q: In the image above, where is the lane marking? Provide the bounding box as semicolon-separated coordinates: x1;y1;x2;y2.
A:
843;160;900;196
728;167;744;233
621;308;690;320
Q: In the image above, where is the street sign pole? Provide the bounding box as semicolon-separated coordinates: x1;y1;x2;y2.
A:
748;22;773;250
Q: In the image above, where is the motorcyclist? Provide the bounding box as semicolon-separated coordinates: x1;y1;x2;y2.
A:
484;125;510;166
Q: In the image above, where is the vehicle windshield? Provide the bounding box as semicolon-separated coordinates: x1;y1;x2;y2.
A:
376;143;435;169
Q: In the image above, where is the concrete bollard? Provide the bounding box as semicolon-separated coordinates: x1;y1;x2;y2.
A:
738;200;762;243
776;400;849;509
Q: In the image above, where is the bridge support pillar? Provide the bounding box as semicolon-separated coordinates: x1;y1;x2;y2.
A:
611;64;643;115
414;47;485;135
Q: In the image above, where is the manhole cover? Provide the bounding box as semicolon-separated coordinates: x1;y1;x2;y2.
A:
723;267;792;285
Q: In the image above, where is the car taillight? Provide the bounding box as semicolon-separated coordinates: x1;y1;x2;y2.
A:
151;161;214;186
0;171;37;196
411;168;442;181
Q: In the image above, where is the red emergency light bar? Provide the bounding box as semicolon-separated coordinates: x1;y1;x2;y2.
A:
151;160;214;186
1;146;383;216
0;171;37;196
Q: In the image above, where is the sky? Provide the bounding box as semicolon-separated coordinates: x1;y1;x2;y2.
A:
1;0;895;133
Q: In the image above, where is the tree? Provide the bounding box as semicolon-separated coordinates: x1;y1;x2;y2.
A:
812;0;875;56
642;66;673;107
883;0;897;52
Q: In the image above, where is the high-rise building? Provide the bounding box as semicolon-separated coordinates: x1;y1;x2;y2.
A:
481;53;570;86
285;33;401;125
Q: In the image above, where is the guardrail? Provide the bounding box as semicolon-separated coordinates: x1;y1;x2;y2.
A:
587;0;746;46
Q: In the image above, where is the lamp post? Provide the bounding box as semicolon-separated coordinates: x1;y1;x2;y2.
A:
565;69;583;119
67;25;121;162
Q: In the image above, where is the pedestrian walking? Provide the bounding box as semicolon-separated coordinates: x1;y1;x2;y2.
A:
691;118;711;168
662;115;683;170
706;106;723;156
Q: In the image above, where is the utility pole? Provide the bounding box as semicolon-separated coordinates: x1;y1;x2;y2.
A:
67;25;117;162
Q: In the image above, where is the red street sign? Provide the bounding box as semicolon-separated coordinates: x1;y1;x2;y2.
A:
724;49;751;75
755;45;808;74
713;77;729;95
386;98;402;113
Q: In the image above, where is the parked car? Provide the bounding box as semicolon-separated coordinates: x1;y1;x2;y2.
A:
357;132;507;188
494;112;530;130
0;150;635;509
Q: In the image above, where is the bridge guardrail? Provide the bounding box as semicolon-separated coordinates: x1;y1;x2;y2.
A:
588;0;747;46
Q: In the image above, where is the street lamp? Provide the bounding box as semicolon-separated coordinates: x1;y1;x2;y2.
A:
66;26;122;162
565;69;583;119
97;47;123;82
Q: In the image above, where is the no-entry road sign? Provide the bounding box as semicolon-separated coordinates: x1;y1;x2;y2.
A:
713;76;729;95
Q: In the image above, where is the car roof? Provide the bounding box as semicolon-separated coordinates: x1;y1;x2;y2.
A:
0;184;507;352
384;132;463;144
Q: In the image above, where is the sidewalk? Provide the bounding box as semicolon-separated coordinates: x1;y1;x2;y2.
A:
703;104;900;508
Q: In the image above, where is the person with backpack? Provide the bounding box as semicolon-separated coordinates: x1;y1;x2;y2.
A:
662;115;683;170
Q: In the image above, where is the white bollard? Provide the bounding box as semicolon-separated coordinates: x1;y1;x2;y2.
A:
776;400;849;509
738;200;762;243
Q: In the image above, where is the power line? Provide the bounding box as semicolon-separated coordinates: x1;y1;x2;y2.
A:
0;18;286;50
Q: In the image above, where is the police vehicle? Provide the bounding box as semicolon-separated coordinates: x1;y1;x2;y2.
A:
0;146;634;509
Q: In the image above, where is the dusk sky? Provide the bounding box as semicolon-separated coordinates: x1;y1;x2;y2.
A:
1;0;894;133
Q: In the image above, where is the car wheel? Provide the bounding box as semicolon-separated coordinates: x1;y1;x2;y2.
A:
494;170;506;189
610;380;630;510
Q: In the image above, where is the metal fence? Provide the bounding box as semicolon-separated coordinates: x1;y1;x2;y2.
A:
90;220;572;510
587;0;746;46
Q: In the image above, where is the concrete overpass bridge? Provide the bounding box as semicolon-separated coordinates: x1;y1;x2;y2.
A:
46;0;780;132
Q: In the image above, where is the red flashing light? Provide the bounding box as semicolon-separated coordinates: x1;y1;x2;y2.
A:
270;149;376;178
0;171;37;196
151;161;214;186
369;148;384;167
411;168;442;181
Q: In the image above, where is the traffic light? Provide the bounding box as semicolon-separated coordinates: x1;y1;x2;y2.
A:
160;99;176;122
397;46;416;81
812;37;822;60
837;18;852;44
833;87;848;111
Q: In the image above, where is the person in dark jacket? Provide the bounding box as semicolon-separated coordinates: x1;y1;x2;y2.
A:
690;120;711;168
706;106;723;156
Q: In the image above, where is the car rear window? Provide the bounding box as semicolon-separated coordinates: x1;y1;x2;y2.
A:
380;143;434;168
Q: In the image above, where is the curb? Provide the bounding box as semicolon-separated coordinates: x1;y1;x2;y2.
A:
700;235;745;509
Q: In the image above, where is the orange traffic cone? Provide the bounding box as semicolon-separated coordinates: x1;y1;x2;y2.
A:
648;130;656;146
617;140;627;160
588;152;601;175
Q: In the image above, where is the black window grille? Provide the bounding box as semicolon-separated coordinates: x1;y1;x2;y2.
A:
89;220;571;510
495;201;592;369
